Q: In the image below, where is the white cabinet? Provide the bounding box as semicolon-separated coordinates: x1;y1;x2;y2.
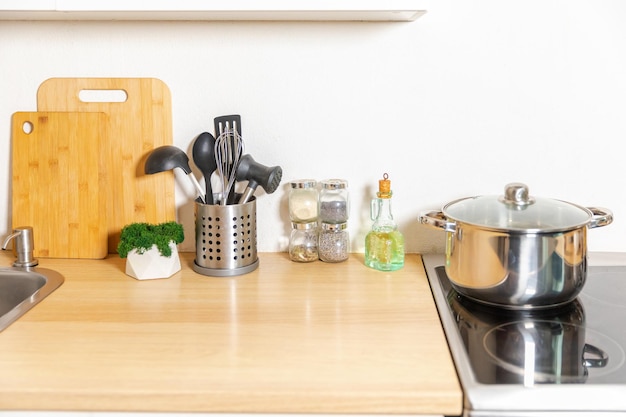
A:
0;0;428;21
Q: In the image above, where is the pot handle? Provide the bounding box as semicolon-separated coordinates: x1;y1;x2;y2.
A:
583;343;608;368
587;207;613;229
419;210;457;233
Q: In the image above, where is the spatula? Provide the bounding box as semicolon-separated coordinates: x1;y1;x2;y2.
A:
214;114;241;139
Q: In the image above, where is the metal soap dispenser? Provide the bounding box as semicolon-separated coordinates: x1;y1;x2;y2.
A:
364;173;405;271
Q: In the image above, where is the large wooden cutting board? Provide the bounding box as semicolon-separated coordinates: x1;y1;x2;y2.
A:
11;112;109;259
37;78;176;253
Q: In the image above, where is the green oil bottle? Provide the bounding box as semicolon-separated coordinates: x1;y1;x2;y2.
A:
364;173;405;271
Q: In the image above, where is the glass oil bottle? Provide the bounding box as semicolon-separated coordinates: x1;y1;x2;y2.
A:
364;173;405;271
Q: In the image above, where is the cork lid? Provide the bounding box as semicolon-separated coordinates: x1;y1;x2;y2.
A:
377;173;392;199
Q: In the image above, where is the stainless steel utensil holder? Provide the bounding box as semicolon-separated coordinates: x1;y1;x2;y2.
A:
193;196;259;277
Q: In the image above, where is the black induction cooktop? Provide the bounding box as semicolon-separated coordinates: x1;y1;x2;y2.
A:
423;253;626;416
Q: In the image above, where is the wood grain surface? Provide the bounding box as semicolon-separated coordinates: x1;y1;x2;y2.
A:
11;111;109;259
0;252;462;416
37;78;176;253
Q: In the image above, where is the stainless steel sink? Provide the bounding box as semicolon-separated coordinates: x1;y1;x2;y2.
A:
0;267;64;331
0;226;65;331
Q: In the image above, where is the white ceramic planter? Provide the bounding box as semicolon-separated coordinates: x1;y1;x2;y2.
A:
125;242;181;280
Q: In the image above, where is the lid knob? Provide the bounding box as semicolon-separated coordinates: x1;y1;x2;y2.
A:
501;182;535;207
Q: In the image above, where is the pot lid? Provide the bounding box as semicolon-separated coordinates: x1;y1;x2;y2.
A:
443;183;593;232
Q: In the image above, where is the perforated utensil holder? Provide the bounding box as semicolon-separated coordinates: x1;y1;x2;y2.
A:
193;196;259;277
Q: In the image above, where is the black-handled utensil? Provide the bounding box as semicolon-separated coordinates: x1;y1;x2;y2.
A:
191;132;217;204
235;154;283;204
214;114;241;139
145;145;206;204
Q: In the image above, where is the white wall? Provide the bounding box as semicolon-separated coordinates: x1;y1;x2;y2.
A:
1;0;625;254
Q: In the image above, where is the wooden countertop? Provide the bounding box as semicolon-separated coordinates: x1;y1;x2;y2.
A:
0;251;462;415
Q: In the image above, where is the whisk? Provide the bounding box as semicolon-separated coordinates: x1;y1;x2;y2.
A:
214;126;244;205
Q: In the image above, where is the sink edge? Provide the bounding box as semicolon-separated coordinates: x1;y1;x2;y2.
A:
0;267;64;332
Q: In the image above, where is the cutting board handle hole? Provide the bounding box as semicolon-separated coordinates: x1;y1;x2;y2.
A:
21;121;33;135
78;89;128;103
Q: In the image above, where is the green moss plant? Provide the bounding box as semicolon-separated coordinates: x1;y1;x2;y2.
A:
117;221;184;258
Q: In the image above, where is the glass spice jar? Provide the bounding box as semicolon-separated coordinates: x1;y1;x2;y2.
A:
318;222;349;263
319;179;349;224
289;222;319;263
289;179;319;223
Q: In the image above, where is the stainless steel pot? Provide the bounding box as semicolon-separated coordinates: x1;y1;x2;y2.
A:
419;183;613;309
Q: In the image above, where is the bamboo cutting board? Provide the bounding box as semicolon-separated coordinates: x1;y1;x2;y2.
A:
37;78;176;253
11;112;109;259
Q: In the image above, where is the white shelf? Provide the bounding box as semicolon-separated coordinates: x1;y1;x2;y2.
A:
0;0;428;21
